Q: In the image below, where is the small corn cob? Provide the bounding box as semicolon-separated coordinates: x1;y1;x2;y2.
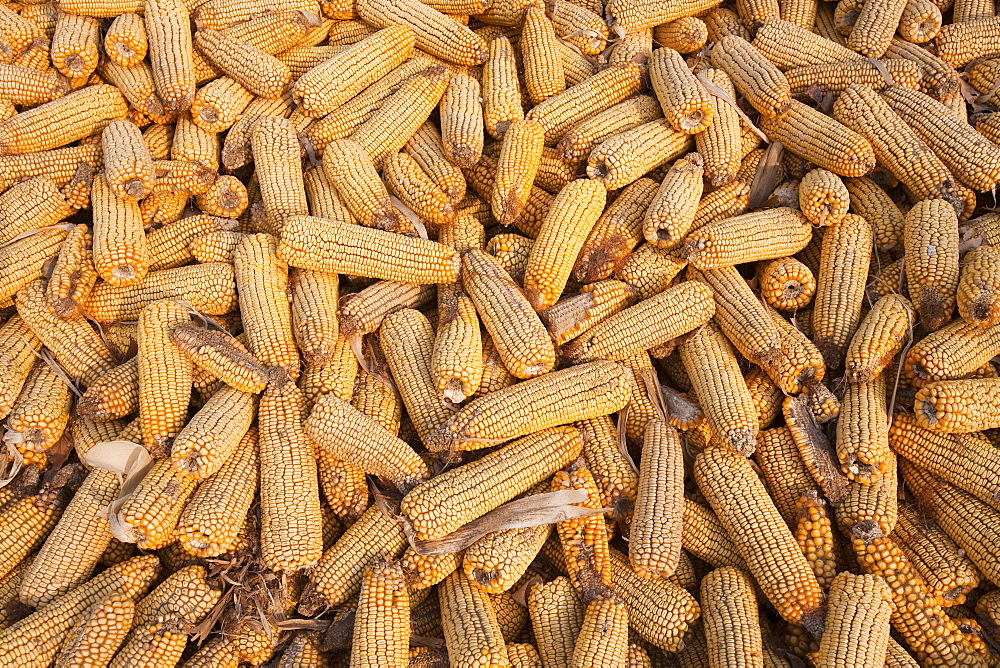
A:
466;154;553;237
18;467;118;608
915;377;1000;434
194;29;290;98
461;248;554;378
0;85;127;157
614;242;688;299
140;191;188;228
0;228;69;304
16;280;114;386
279;270;336;366
643;153;704;248
146;0;195;111
53;593;134;667
112;566;220;668
171;383;255;478
188;230;243;263
811;213;873;368
148;214;235;271
534;149;578;193
426;361;629;451
587;119;693;191
844;0;908;57
150;160;217;196
432;286;483;404
440;73;484;172
401;426;583;540
234;234;299;377
194;0;317;28
339;281;433;338
791;490;839;590
541;280;637;346
758;100;875;177
301;166;355;225
552;465;612;599
169;324;269;393
351;368;402;435
97;61;168;123
903;199;960;330
91;174;150;287
0;556;159;668
812;572;893;667
893;504;979;606
383;152;455;227
711;36;791;119
628;419;684;579
897;0;943;43
6;361;72;464
298;338;359;409
175;427;257;557
258;376;324;571
350;560;409;668
570;594;628;668
690;265;783;372
842;177;904;251
525;62;644;145
608;549;700;651
700;567;763;667
317;448;368;521
784;58;920;95
400;549;461;590
304;393;428;490
523;178;606;310
682;498;747;569
680;207;812;270
379;309;454;445
299;505;407;612
679;321;760;455
796;169;848;227
695;446;824;628
528;576;583;667
836;445;898;537
754;427;817;526
0;145;103;192
118;457;198;547
102;121;155;202
440;570;509;666
278;214;459;284
170;115;220;171
357;0;487;66
843;293;914;383
557;95;662;164
693;67;743;186
406;121;467;204
483;35;523;139
492;119;545;227
654;18;708;53
191;78;254;133
903;318;1000;384
648;47;713;135
759;257;815;311
0;64;65;107
0;317;41;420
105;13;147;67
464;521;550;593
752;18;858;68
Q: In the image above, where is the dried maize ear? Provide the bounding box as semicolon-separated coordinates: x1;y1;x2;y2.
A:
0;227;68;305
519;5;562;107
101;121;155;202
400;548;461;590
681;497;747;569
796;169;847;227
629;419;683;579
648;47;712;136
784;58;920;95
0;145;103;192
841;176;904;251
614;242;688;299
298;339;358;409
105;13;146;67
54;592;134;667
0;176;72;245
357;0;485;65
191;78;253;133
299;504;406;612
15;280;114;386
755;426;815;526
439;570;509;667
117;457;197;548
552;465;612;599
902;198;960;331
700;567;763;667
171;383;255;479
936;16;1000;68
405;121;466;205
758;257;815;312
249;115;307;235
466;153;553;237
194;28;291;97
556;95;662;164
0;85;127;157
844;293;914;383
527;576;582;667
146;0;195;111
572;177;658;283
136;299;192;456
654;18;707;53
140;191;188;229
712;36;791;119
0;317;41;420
74;360;137;423
482;35;521;134
383;152;455;227
339;281;433;338
401;426;583;540
349;560;409;668
680;207;812;270
790;490;839;590
541;280;637;347
464;521;550;594
812;572;893;667
679;322;759;456
188;229;243;263
491;119;546;227
643;153;704;248
897;0;942;43
91;174;150;287
170;114;219;172
147;214;234;271
317;448;368;521
587;119;693;191
6;361;72;464
150;160;217;196
605;0;721;31
752;18;858;68
166;329;263;395
18;467;118;608
695;446;824;628
844;0;907;57
758;100;875;177
51;11;99;79
432;286;483;403
893;504;979;607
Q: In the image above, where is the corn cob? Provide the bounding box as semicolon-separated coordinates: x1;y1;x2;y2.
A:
483;35;522;138
541;280;637;347
145;0;195;111
812;572;893;667
520;5;562;108
428;361;629;450
648;47;712;135
117;457;197;547
0;145;103;192
104;13;146;67
643;154;704;248
626;419;683;579
431;285;483;403
612;243;687;300
191;78;254;134
680;207;812;270
96;61;169;124
691;265;783;372
552;465;612;600
654;17;708;53
522;178;605;310
681;497;747;569
188;230;243;263
752;18;858;68
350;560;409;668
51;11;99;79
699;567;762;667
357;0;486;66
233;234;299;377
377;308;454;445
893;504;979;606
678;322;759;455
249;116;308;235
0;317;41;420
258;375;324;571
557;95;662;164
460;247;554;378
401;426;583;540
195;29;291;99
111;565;220;668
0;555;159;668
752;428;815;528
168;324;269;394
383;152;455;227
784;58;919;95
438;570;511;667
587;119;693;191
175;427;257;557
570;594;629;668
0;473;72;581
317;448;368;521
840;178;903;252
169;382;254;478
712;36;791;120
789;490;838;590
0;227;68;306
148;214;234;271
299;504;406;612
526;62;643;145
758;100;875;177
902;198;960;330
936;16;1000;67
339;281;433;339
171;114;220;174
351;366;401;434
605;0;723;31
301;166;354;225
90;174;150;287
903;318;1000;385
101;121;155;202
794;169;847;227
527;576;583;667
463;521;550;594
193;0;317;28
695;446;824;627
406;121;467;205
895;0;943;42
836;442;899;537
278;214;459;283
844;293;914;383
608;549;699;651
140;191;188;228
572;178;658;283
54;592;134;667
492;119;545;227
842;0;907;57
0;64;64;108
18;467;118;608
298;339;359;409
0;176;72;245
758;257;815;312
400;548;461;590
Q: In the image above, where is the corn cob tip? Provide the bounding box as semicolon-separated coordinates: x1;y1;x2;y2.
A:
849;518;885;542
